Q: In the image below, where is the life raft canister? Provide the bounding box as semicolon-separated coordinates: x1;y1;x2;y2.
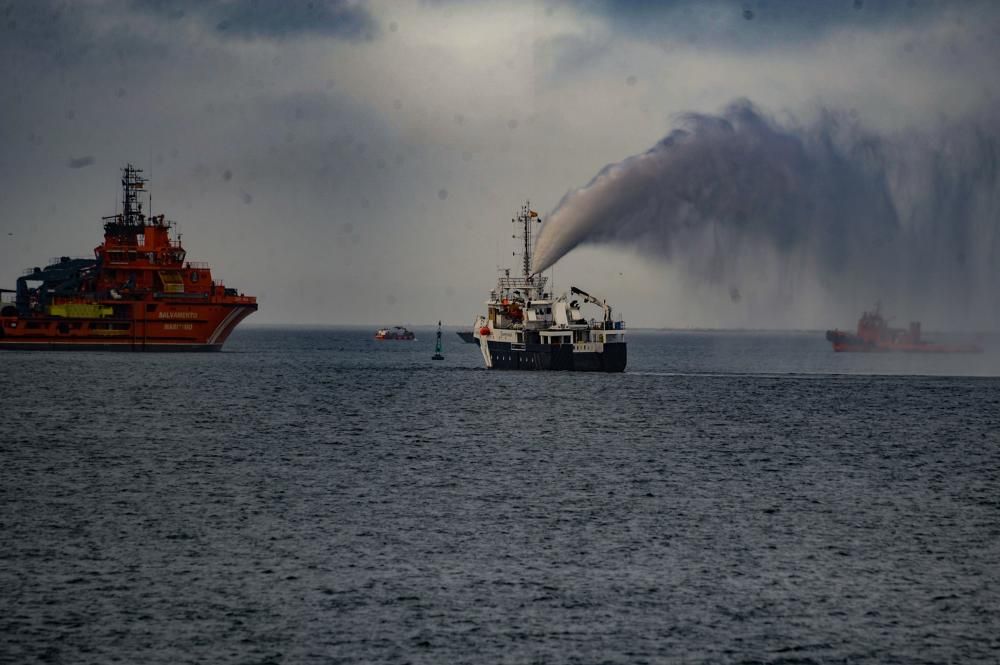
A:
479;326;491;336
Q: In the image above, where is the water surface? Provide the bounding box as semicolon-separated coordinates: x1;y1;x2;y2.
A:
2;328;998;663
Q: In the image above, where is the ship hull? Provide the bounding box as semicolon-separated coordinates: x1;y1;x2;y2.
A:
0;302;256;352
826;330;981;353
485;340;626;372
0;341;224;351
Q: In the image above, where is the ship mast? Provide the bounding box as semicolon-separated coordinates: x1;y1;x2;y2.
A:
494;201;547;303
513;201;539;281
102;163;147;238
121;163;146;226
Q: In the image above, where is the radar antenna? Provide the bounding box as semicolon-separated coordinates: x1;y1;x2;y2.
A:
101;163;148;238
120;163;146;226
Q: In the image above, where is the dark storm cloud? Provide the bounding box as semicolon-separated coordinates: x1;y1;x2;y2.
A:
134;0;377;41
0;1;182;70
1;1;98;61
573;0;990;50
67;156;95;169
535;0;1000;92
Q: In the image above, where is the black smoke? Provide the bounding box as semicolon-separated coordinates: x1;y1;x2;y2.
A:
532;100;1000;327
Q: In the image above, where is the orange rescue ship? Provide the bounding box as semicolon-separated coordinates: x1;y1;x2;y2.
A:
826;304;981;353
0;164;256;351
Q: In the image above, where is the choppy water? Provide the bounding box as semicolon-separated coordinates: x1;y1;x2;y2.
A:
2;327;999;664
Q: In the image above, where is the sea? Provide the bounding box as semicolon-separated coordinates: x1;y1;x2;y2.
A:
2;327;999;664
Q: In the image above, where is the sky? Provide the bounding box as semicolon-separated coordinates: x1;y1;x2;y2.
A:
1;0;998;329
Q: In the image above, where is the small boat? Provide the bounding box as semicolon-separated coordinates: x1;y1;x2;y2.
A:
375;326;415;340
432;320;444;360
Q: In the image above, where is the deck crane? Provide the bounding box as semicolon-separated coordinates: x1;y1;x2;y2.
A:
570;286;612;324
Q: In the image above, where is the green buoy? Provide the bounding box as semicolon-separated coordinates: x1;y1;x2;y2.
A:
432;320;444;360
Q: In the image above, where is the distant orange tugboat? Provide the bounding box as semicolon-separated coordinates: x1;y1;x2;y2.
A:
826;304;981;353
0;164;256;351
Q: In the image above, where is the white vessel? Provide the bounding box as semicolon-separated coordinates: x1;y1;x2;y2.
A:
471;203;626;372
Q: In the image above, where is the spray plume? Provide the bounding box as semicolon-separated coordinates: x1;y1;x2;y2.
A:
532;100;1000;327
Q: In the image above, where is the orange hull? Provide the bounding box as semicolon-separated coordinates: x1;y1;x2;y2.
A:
0;299;256;351
831;340;981;353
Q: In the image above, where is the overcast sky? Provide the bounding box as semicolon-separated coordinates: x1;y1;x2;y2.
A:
1;0;998;328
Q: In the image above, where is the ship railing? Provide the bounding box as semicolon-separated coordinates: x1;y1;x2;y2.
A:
495;276;548;291
155;292;210;299
185;261;210;269
589;320;626;330
46;256;93;266
21;257;93;274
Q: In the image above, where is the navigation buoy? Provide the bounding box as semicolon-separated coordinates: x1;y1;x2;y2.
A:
432;320;445;360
